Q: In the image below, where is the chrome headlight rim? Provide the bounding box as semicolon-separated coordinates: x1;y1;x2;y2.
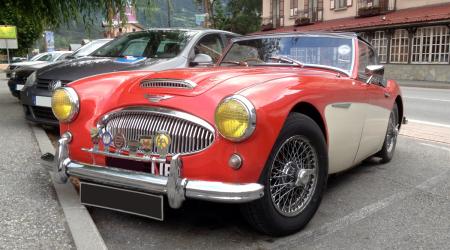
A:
52;87;80;123
215;94;256;142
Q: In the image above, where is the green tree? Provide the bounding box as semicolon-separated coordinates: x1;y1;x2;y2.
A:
193;0;262;34
0;5;44;55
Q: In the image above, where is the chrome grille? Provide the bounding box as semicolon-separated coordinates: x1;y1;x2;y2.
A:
36;78;71;90
140;78;197;89
103;107;214;155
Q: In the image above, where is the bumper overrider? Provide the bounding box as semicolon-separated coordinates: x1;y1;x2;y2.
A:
55;132;264;209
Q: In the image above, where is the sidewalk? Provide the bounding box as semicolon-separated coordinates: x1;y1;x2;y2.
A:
0;79;74;248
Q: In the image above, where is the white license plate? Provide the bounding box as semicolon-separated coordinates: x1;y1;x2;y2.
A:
34;96;52;107
16;84;24;91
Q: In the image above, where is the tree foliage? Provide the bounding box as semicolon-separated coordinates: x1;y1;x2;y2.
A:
194;0;261;35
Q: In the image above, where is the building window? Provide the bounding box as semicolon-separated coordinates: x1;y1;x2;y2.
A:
331;0;352;9
390;29;409;64
372;31;388;63
411;26;449;64
290;0;298;16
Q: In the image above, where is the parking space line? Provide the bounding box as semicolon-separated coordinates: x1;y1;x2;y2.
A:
263;171;449;249
404;96;450;102
31;126;108;250
420;143;450;152
408;119;450;129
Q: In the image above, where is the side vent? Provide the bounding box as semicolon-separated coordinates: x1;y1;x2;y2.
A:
140;78;197;89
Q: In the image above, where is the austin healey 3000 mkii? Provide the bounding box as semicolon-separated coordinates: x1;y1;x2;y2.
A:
52;32;404;236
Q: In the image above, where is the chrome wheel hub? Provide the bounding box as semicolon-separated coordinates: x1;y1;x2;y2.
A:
269;135;319;217
386;112;399;153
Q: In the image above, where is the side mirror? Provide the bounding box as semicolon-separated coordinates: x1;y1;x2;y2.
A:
365;65;386;87
190;53;213;67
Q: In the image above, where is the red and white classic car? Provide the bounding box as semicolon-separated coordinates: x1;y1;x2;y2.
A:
52;32;404;236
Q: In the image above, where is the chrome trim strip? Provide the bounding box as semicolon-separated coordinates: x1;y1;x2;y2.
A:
332;103;352;109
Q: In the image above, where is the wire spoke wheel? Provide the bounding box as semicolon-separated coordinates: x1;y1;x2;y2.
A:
269;135;319;217
386;111;399;153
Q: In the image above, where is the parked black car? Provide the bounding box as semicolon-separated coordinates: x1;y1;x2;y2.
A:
8;39;112;99
20;28;237;126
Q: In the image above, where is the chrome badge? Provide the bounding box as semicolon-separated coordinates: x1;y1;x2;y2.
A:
155;132;171;157
139;136;153;153
144;94;173;103
113;133;126;150
101;131;113;149
128;140;139;155
48;80;62;91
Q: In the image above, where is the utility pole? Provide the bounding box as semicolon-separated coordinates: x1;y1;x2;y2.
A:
167;0;171;27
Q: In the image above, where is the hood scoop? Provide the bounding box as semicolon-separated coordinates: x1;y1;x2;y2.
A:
140;78;197;89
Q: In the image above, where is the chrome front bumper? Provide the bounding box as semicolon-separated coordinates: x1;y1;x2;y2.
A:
55;132;264;208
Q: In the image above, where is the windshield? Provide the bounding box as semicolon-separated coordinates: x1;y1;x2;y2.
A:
71;39;112;58
220;35;354;74
91;30;197;58
30;53;50;61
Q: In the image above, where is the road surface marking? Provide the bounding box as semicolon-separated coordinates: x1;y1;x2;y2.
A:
420;143;450;152
404;96;450;102
408;119;450;128
263;171;449;249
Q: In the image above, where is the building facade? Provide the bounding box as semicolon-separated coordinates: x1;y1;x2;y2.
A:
261;0;450;82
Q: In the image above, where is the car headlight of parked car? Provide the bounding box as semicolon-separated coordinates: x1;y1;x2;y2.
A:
10;71;16;79
51;87;79;123
24;71;37;87
215;95;256;142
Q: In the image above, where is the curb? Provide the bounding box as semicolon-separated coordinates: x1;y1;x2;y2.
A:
31;125;108;250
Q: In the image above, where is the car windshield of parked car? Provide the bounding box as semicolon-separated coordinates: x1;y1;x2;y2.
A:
220;35;354;74
70;39;112;58
91;30;196;59
30;53;52;61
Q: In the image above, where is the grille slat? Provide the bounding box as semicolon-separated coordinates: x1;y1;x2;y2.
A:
104;108;214;155
140;78;197;89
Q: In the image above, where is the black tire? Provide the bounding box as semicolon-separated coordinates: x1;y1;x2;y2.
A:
241;113;328;236
376;104;399;163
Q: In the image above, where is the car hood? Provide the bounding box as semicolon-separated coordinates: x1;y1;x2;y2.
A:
36;57;168;82
11;61;47;67
129;66;319;97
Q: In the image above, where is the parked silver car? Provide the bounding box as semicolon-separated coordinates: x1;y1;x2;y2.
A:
21;28;239;126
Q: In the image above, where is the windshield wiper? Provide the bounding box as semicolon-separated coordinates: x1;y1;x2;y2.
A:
220;61;249;66
268;56;304;67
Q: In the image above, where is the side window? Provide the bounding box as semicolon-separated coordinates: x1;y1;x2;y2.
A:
358;41;377;79
194;34;224;63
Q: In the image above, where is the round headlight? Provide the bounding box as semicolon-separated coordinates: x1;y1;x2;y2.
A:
51;87;79;123
215;95;256;141
11;71;16;79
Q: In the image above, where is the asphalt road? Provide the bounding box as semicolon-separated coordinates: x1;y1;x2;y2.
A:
402;86;450;125
0;76;74;249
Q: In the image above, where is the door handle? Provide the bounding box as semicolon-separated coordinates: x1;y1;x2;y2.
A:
332;103;352;109
384;92;390;98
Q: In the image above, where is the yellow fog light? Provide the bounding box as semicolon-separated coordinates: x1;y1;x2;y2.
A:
51;87;79;123
215;95;256;141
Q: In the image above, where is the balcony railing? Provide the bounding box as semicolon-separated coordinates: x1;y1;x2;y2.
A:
357;0;395;17
292;7;323;26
